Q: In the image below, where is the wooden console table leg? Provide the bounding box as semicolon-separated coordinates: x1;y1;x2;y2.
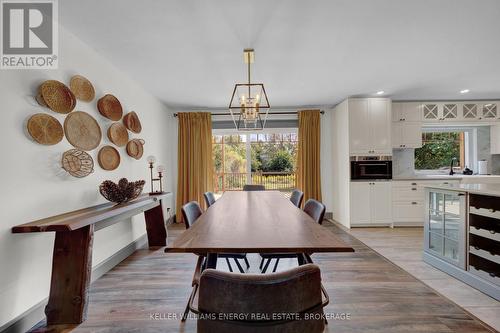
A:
144;201;167;247
45;225;94;324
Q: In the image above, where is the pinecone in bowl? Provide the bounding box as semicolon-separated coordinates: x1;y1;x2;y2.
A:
99;178;145;204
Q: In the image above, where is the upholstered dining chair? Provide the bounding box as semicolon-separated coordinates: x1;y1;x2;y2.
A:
242;184;265;191
202;192;251;271
189;264;328;333
260;199;326;273
203;191;216;207
290;189;304;208
180;200;250;321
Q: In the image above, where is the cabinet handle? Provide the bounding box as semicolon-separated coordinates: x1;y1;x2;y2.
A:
411;202;418;205
411;188;417;191
411;183;417;185
489;209;496;213
458;193;465;196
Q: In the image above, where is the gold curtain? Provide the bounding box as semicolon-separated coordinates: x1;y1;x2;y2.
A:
297;110;322;204
176;112;214;222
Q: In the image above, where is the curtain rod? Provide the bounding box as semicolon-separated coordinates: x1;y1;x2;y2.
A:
173;111;325;117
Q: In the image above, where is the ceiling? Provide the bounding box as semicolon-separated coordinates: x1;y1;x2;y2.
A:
60;0;500;109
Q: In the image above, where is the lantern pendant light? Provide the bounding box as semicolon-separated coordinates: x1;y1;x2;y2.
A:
228;49;270;130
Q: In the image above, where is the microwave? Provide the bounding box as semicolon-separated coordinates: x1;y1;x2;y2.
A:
351;156;392;180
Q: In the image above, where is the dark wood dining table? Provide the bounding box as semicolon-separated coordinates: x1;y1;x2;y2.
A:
165;191;354;268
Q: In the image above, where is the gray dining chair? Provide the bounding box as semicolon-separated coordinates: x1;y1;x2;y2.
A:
203;192;250;270
243;184;265;191
181;200;250;321
290;189;304;207
203;191;216;207
190;264;328;332
260;198;326;273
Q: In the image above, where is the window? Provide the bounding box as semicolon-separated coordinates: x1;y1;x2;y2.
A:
415;131;466;171
212;131;297;193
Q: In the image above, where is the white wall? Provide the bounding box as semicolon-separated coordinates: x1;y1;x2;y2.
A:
0;25;176;328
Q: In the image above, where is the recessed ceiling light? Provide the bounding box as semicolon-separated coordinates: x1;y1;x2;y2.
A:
376;91;385;95
460;89;470;94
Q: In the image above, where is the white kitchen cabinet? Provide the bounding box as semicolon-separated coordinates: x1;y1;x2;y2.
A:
350;182;371;225
420;101;500;122
349;98;391;155
349;99;371;154
350;181;392;226
392;122;422;148
491;125;500;155
392;179;460;226
392;102;421;122
422;103;460;121
371;182;393;223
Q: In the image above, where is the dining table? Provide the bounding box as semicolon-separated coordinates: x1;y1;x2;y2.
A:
165;191;354;268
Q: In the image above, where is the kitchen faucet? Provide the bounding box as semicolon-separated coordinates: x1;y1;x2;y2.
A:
449;157;457;175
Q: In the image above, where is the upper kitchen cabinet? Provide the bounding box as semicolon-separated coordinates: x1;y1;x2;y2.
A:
392;102;421;122
349;98;392;155
392;122;422;148
392;102;422;149
420;101;500;122
422;103;459;121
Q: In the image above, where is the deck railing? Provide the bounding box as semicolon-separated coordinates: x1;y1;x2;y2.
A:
214;172;296;193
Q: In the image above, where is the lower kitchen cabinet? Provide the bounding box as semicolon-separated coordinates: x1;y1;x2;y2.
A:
392;179;460;226
350;181;392;226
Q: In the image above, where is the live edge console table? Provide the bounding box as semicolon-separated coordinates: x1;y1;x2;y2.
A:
11;193;170;325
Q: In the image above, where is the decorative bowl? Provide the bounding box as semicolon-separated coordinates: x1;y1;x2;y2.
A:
99;178;145;204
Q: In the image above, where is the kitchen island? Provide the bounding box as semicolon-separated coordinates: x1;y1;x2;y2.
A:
424;183;500;300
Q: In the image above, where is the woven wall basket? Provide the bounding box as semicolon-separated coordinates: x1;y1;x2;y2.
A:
70;75;95;102
123;111;142;133
27;113;64;145
98;145;120;170
38;80;76;114
64;111;102;151
97;94;123;121
61;149;94;178
126;139;145;160
107;122;129;147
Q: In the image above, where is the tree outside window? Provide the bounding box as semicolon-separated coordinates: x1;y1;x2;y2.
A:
415;132;465;170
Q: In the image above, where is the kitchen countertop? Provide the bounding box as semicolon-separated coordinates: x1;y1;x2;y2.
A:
393;174;500;181
424;182;500;197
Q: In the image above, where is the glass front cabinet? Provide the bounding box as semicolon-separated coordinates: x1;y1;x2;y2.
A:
424;189;467;269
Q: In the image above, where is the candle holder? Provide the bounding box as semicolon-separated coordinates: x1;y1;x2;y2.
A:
147;155;165;195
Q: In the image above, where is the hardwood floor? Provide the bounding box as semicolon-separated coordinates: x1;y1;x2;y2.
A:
30;221;496;333
347;226;500;331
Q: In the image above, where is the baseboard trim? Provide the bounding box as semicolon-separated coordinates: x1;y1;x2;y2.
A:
0;234;148;333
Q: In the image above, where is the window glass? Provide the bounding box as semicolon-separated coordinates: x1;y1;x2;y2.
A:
415;132;465;170
212;132;297;193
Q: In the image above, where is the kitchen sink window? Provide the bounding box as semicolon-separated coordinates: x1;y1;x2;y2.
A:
415;128;472;172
